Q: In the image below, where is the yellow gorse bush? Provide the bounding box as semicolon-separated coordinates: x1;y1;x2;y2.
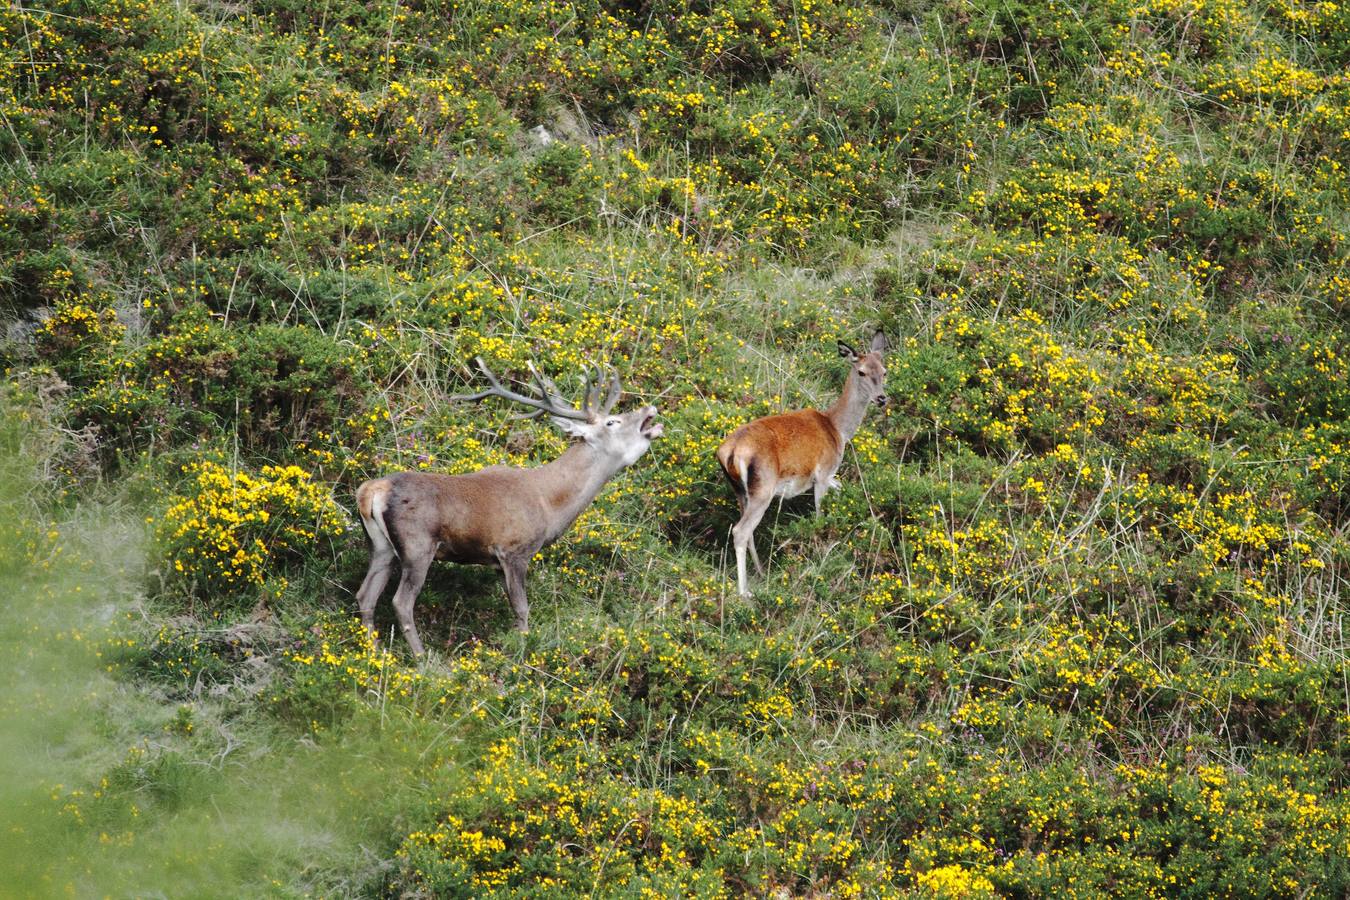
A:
155;460;347;602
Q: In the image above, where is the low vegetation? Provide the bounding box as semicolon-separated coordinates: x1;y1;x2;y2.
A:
3;0;1348;894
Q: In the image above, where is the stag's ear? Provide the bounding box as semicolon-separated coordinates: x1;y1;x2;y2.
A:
838;339;859;360
869;330;889;355
551;415;594;438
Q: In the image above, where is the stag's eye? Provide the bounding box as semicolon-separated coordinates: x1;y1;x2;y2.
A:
606;419;620;427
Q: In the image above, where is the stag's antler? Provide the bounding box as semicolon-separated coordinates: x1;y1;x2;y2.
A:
599;369;621;416
451;357;593;421
451;358;622;423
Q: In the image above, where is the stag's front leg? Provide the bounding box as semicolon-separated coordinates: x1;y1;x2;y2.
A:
812;479;830;516
500;556;531;631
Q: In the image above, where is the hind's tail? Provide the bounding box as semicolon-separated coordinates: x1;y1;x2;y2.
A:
356;479;400;559
716;437;754;503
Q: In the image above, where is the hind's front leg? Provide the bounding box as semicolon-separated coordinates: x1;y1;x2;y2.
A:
813;473;843;515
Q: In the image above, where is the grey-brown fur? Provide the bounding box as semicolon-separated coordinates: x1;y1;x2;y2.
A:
354;363;662;655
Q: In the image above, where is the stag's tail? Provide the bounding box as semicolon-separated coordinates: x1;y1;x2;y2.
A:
356;478;400;559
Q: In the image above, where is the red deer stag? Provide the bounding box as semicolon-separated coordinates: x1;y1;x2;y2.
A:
716;332;888;596
354;360;663;654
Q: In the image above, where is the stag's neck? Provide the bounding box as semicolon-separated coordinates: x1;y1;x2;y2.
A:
537;442;626;528
824;371;870;444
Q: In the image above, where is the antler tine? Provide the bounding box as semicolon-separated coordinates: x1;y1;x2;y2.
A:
599;367;622;416
526;362;560;403
526;361;607;426
446;357;506;402
451;357;591;422
579;366;603;420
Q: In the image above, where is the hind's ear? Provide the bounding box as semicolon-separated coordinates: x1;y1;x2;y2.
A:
838;339;859;359
870;331;889;355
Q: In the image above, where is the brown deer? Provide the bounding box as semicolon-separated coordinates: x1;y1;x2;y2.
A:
716;332;888;596
354;360;663;654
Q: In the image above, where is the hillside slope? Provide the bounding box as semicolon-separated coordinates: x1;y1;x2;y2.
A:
3;0;1349;894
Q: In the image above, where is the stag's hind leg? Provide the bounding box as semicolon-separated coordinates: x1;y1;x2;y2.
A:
355;547;396;640
747;529;763;576
356;478;402;644
388;536;434;656
726;481;765;578
721;451;771;595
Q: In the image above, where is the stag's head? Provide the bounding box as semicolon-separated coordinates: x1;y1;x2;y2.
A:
838;331;890;407
454;359;663;467
556;402;664;466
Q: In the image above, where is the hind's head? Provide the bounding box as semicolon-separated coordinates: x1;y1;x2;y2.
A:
838;331;889;407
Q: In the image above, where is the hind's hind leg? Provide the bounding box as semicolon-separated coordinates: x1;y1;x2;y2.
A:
732;490;773;596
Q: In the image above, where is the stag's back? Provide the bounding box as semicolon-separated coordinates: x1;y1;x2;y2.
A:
358;470;545;564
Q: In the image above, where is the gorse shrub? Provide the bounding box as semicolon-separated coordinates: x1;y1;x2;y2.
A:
33;295;125;385
155;460;348;609
398;737;736;896
272;613;397;733
65;307;373;465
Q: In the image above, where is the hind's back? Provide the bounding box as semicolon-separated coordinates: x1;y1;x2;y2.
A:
717;409;841;488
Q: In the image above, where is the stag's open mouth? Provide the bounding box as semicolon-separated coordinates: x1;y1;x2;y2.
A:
641;412;664;439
